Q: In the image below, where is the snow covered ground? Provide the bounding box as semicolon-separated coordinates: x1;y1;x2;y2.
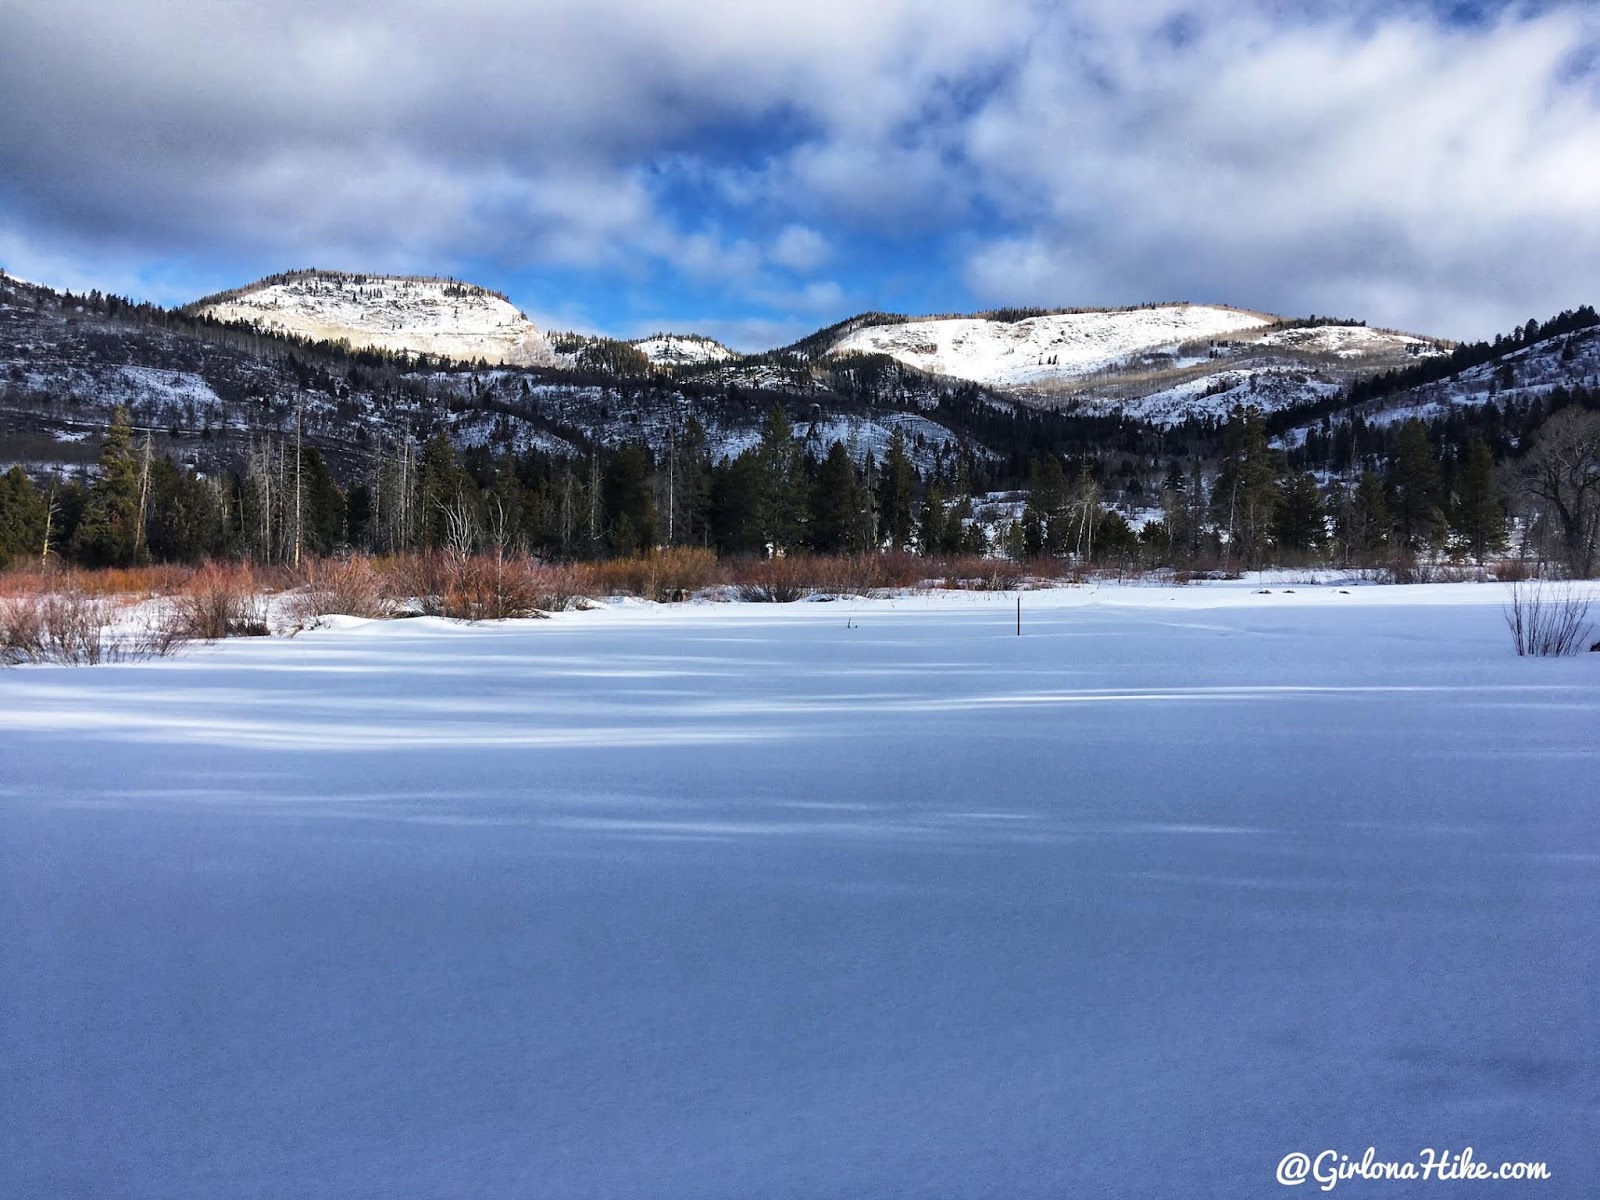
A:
2;582;1596;1197
827;305;1273;388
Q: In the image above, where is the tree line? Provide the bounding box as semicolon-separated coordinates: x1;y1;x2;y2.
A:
4;398;1596;579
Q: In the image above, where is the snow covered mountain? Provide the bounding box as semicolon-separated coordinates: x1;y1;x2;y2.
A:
631;334;736;367
640;304;1441;425
824;304;1276;389
189;271;557;367
8;264;1591;491
808;304;1443;424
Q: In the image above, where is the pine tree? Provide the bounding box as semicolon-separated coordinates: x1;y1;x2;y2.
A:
1022;456;1069;555
0;466;48;569
710;452;766;556
299;446;346;555
877;427;916;550
1274;472;1326;562
666;417;713;547
602;443;658;557
144;458;226;563
71;406;143;567
1339;471;1391;564
755;405;804;552
809;441;868;554
1452;439;1505;564
1389;419;1447;552
1211;405;1282;568
419;431;477;552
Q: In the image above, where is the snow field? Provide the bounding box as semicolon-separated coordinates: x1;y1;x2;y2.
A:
828;305;1274;388
1;581;1596;1197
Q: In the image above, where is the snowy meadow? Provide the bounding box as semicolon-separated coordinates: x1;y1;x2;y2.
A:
2;582;1596;1197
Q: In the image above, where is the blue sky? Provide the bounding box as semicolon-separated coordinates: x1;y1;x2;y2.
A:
2;1;1598;350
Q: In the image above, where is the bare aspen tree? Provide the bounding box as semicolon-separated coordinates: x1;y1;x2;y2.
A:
135;432;153;560
438;491;478;561
558;468;575;553
40;483;59;569
588;451;600;552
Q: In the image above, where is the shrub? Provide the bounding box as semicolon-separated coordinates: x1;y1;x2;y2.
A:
581;547;720;602
438;553;552;621
1504;578;1595;657
292;556;391;622
168;564;271;640
732;555;815;602
2;589;182;665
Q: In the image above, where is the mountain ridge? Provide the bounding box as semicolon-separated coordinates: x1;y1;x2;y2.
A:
188;269;558;368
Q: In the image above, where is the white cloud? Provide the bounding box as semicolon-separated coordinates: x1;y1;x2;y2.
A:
2;1;1598;339
770;225;831;273
957;5;1600;337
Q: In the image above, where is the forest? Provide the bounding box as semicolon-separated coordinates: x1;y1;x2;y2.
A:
2;383;1597;581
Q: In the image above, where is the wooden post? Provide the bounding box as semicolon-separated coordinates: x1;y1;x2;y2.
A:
1017;595;1021;636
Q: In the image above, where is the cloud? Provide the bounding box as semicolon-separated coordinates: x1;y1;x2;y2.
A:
770;225;831;273
1;0;1597;340
956;5;1600;336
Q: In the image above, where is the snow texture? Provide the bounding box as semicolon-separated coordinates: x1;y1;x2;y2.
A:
196;273;556;366
827;305;1274;388
1349;326;1600;429
632;335;737;366
2;582;1595;1197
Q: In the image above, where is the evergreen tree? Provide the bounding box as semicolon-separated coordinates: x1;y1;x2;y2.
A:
808;441;869;554
710;452;766;556
1389;418;1447;552
1339;472;1391;564
917;482;948;555
71;407;143;567
602;443;658;556
1274;472;1326;562
1022;456;1069;555
0;467;48;569
1452;438;1506;564
144;458;226;563
877;428;916;550
419;431;477;552
345;484;374;550
665;418;713;547
755;405;804;552
1092;509;1138;565
1211;405;1281;569
299;446;346;555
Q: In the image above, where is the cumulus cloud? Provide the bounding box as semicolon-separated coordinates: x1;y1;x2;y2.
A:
770;225;831;273
1;0;1597;340
957;5;1600;335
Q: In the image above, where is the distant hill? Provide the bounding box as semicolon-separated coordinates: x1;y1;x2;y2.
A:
188;270;557;367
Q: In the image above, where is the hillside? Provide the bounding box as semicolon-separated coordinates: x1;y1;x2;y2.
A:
631;334;736;367
189;270;558;367
0;271;998;481
5;266;1595;510
824;303;1276;388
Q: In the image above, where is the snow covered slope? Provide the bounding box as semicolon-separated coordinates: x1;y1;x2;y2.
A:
826;304;1275;388
191;271;556;366
1046;322;1439;425
1347;325;1600;429
631;334;736;367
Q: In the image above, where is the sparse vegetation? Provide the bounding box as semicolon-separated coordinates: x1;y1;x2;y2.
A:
1503;578;1595;657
